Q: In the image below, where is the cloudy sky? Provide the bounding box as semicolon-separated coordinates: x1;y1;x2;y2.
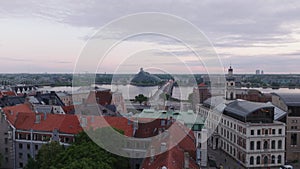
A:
0;0;300;74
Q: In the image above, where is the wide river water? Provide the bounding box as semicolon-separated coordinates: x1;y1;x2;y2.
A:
39;85;300;100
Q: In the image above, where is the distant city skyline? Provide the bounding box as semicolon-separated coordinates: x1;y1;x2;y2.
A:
0;1;300;74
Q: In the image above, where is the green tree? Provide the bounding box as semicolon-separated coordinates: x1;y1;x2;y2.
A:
24;141;64;169
24;130;130;169
134;94;148;105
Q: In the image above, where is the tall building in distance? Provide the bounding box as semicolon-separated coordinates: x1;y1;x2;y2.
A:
256;69;261;75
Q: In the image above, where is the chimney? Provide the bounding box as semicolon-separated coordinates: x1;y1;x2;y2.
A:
160;142;167;153
35;114;41;124
43;112;47;120
150;146;155;163
80;117;87;127
184;152;189;169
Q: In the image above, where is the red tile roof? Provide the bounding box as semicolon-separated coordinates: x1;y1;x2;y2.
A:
3;104;82;134
62;105;75;114
14;113;82;134
140;122;198;169
198;82;207;87
81;116;134;137
3;104;34;125
1;91;17;97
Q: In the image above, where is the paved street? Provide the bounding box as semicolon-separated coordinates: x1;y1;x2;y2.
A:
207;146;246;169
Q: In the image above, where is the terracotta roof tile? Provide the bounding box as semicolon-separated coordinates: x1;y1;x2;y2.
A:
14;113;82;134
81;116;134;137
3;104;33;125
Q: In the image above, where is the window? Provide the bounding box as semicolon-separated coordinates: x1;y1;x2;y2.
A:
265;129;268;135
272;129;276;135
291;133;297;145
27;144;30;150
19;163;23;168
271;155;275;164
35;145;39;150
271;140;275;149
279;129;282;135
234;124;236;130
19;153;23;159
257;129;261;135
250;141;254;150
264;156;268;165
250;156;254;165
251;130;254;135
257;141;261;150
256;156;261;165
161;120;166;126
291;126;298;130
4;138;8;144
19;143;23;149
278;155;282;164
278;140;282;149
264;141;268;149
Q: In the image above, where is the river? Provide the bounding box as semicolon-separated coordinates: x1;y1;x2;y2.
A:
39;85;300;100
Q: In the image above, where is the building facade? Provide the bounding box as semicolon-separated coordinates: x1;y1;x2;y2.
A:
272;93;300;162
197;66;286;168
0;104;82;169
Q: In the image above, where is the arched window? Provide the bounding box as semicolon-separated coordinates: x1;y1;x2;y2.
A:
271;155;275;164
264;156;268;165
264;141;268;149
278;140;282;149
250;156;254;165
278;155;282;164
256;156;261;165
271;140;275;149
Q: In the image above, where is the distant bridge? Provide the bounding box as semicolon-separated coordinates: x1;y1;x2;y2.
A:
10;85;37;93
150;80;174;102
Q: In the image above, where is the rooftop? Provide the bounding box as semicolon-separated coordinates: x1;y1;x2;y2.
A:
225;100;273;118
273;93;300;107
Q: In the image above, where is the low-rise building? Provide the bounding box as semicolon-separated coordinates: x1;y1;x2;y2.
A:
0;104;82;169
136;109;208;167
272;93;300;162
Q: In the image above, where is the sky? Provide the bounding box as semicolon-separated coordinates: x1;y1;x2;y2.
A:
0;0;300;74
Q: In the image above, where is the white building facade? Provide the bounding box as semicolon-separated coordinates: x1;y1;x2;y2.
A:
196;66;286;168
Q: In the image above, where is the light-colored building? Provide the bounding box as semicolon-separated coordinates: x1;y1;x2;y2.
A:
196;66;286;168
56;92;72;106
272;93;300;162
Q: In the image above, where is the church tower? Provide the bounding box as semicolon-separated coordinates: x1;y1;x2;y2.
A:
226;66;236;100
